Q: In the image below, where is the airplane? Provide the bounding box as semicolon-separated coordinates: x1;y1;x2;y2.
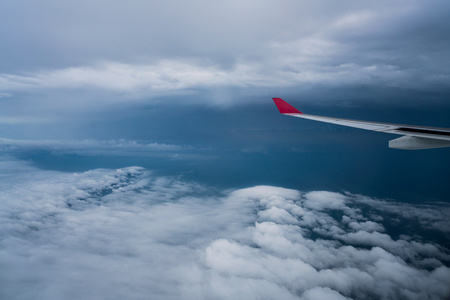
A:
273;98;450;150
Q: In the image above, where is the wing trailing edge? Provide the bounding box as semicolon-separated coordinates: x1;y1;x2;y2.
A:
272;98;450;150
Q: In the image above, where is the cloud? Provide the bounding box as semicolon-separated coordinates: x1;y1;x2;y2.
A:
0;60;395;96
0;61;262;92
1;1;449;106
0;156;449;299
0;138;184;156
241;146;269;154
354;195;450;235
1;1;448;104
0;93;12;99
0;0;449;128
302;191;347;211
0;57;446;103
0;116;59;125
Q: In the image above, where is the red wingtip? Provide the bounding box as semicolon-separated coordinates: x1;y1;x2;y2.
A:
272;98;302;114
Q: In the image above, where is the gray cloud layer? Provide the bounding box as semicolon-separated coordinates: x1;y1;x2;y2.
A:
1;0;450;108
1;156;449;300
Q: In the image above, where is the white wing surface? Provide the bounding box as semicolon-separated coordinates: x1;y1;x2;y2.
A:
273;98;450;150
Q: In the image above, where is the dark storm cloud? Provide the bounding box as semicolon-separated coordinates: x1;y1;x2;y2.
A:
0;155;449;299
1;0;450;112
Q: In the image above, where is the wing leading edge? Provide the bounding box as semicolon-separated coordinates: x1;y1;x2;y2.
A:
272;98;450;150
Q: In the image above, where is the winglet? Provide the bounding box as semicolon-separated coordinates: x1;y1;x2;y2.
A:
272;98;302;114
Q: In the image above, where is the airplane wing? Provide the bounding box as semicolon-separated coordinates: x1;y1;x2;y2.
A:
273;98;450;150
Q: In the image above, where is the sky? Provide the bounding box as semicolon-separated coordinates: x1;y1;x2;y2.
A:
1;1;450;299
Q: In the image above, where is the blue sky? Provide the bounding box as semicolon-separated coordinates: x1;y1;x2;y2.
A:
1;1;450;299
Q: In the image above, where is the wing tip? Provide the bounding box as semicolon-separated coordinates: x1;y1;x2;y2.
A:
272;98;302;114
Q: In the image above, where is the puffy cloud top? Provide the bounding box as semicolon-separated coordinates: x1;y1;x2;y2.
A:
1;156;449;299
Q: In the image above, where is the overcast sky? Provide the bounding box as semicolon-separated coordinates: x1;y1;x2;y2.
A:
1;0;450;119
1;1;450;299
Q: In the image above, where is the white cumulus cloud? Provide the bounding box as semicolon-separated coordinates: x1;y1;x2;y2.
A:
0;156;449;299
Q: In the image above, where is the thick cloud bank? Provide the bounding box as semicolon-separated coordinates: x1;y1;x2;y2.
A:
0;158;449;299
2;1;450;110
